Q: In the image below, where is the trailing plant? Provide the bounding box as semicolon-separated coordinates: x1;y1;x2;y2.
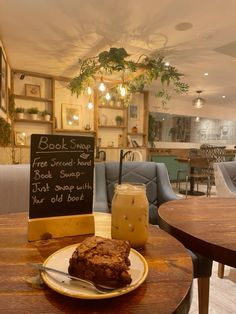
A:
0;117;11;147
68;47;189;106
148;114;156;146
8;91;18;164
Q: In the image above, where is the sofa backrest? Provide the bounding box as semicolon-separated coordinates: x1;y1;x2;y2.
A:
0;164;30;213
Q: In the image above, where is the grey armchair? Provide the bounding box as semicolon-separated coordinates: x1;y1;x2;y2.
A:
94;161;179;224
94;161;213;314
214;161;236;198
213;161;236;278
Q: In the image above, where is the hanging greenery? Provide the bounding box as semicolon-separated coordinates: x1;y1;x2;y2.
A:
68;47;189;106
0;117;11;147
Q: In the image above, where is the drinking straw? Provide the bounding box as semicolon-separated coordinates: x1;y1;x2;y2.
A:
118;149;123;184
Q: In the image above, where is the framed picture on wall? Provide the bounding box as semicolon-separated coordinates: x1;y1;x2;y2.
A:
129;104;139;120
15;132;27;146
61;103;82;129
0;47;7;113
25;84;41;98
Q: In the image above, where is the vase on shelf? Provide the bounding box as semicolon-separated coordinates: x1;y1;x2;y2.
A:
131;126;138;134
100;114;107;126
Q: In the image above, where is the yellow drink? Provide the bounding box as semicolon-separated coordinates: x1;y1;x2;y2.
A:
111;183;149;248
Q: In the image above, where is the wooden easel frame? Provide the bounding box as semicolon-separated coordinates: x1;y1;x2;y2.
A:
28;213;95;241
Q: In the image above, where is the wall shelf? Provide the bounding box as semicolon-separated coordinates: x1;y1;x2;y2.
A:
54;128;96;134
128;132;146;136
14;118;53;124
98;125;125;129
14;94;53;102
98;105;126;110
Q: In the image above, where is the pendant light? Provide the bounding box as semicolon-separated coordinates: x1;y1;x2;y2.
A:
192;90;205;109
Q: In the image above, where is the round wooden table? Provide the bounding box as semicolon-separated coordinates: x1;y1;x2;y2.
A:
0;212;193;314
158;198;236;267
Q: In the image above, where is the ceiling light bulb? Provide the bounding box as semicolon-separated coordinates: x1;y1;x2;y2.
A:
195;99;203;108
87;101;93;110
222;95;226;98
99;82;106;92
87;86;92;95
192;90;205;109
105;92;111;101
120;86;126;97
204;72;209;76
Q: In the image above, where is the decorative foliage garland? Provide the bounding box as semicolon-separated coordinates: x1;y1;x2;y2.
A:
0;117;11;147
69;47;188;106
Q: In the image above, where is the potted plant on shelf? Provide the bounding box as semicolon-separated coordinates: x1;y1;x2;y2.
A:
41;110;51;121
115;115;123;126
15;107;25;119
27;107;39;120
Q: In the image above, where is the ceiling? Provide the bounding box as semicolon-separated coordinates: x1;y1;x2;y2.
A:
1;0;236;109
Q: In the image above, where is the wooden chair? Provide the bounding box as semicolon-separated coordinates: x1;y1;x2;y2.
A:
123;150;143;161
185;157;211;197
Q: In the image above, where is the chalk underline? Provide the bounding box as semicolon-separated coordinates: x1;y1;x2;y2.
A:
35;151;92;154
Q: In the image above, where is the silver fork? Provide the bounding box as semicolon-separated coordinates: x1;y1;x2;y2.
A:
28;263;116;294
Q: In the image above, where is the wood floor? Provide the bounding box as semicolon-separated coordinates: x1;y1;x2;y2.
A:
190;262;236;313
171;183;236;313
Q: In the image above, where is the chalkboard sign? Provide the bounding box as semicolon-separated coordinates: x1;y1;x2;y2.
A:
29;134;94;219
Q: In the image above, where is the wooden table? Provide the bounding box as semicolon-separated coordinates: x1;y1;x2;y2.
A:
158;198;236;267
0;212;193;314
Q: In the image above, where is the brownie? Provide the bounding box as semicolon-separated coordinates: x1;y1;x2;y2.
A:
68;236;132;288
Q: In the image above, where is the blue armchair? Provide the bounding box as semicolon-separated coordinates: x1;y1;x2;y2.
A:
94;161;179;224
94;161;213;314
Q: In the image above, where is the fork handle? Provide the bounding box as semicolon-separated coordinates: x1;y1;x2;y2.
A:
29;263;96;288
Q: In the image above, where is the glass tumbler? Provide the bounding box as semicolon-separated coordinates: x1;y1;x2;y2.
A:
111;183;149;248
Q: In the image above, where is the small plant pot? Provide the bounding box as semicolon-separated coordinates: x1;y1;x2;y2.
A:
16;112;24;119
30;114;38;120
43;114;50;121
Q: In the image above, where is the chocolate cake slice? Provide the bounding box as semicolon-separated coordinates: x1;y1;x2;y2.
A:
68;236;132;288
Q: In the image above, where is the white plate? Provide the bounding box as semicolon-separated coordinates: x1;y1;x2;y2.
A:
41;243;148;299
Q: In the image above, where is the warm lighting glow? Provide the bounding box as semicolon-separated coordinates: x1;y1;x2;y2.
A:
204;72;209;76
192;90;205;109
87;101;93;109
195;116;200;122
87;86;92;95
105;92;111;101
99;78;106;92
165;62;170;67
68;121;73;125
222;95;226;98
119;84;126;97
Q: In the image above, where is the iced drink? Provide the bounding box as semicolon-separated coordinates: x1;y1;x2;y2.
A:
111;183;149;248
